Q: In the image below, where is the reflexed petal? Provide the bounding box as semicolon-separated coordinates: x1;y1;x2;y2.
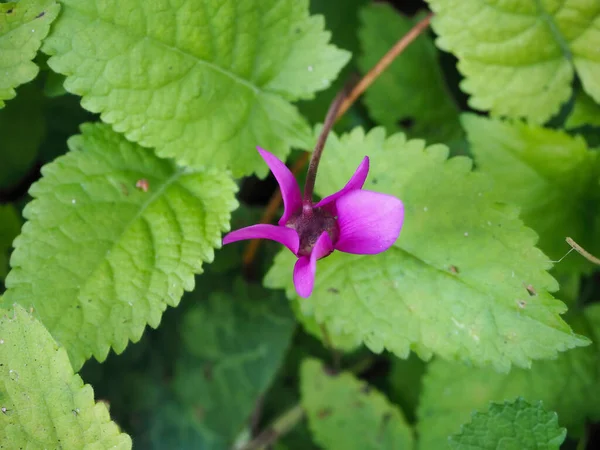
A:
334;190;404;254
257;147;302;225
292;232;334;298
223;224;299;254
315;156;369;212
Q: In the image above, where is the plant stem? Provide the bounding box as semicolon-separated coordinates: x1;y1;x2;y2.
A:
241;404;305;450
242;12;434;268
302;88;349;207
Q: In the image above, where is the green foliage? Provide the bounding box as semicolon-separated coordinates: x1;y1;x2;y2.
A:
266;126;587;372
79;273;295;450
0;81;45;189
448;398;566;450
426;0;600;123
417;305;600;449
172;279;296;444
358;4;461;144
566;90;600;129
0;304;132;448
0;204;20;281
42;0;350;177
463;114;600;275
300;358;414;449
0;0;60;108
2;122;238;369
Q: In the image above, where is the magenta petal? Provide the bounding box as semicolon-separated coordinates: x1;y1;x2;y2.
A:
223;224;300;254
334;190;404;255
257;147;302;225
292;232;334;298
315;156;369;212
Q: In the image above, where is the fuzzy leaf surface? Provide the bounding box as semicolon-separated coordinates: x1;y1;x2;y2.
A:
448;398;565;450
426;0;600;123
300;358;414;450
0;0;59;107
265;127;587;372
464;114;600;275
42;0;350;176
417;305;600;449
2;123;237;369
0;304;132;449
358;4;461;144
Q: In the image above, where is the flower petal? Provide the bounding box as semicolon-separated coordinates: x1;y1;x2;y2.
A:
257;147;302;225
315;156;369;212
223;224;299;254
334;190;404;255
292;231;334;298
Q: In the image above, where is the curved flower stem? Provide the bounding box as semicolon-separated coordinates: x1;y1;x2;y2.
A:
303;87;350;207
242;12;434;269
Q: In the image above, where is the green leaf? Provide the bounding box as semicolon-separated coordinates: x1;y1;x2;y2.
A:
463;114;600;275
0;0;60;108
358;4;461;144
426;0;600;123
566;89;600;129
0;81;45;189
0;204;20;282
0;304;131;448
416;306;600;449
172;279;296;444
300;358;414;450
265;126;587;372
2;122;238;370
448;398;565;450
42;0;350;177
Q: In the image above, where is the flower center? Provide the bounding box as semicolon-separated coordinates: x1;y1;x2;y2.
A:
286;207;339;257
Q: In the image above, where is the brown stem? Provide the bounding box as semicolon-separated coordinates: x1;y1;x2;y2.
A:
303;88;349;206
242;12;434;269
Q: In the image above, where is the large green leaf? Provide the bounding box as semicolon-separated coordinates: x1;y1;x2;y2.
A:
463;114;600;275
0;204;20;282
426;0;600;123
416;305;600;449
42;0;350;176
172;279;296;445
0;81;45;189
448;398;565;450
0;0;60;108
0;304;131;448
300;358;414;449
265;127;588;372
358;4;461;144
2;122;238;369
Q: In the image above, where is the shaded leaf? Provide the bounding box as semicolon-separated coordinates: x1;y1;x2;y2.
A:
426;0;600;123
301;358;414;449
358;4;461;144
448;398;565;450
0;0;60;107
2;122;237;369
42;0;350;176
0;204;20;282
0;304;131;448
566;89;600;129
266;127;587;372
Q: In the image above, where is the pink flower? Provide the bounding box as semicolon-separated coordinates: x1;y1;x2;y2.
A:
223;147;404;298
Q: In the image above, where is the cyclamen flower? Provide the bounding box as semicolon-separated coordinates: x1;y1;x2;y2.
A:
223;147;404;298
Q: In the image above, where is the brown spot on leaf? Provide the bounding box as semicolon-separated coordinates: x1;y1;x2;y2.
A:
327;287;339;294
517;300;526;309
36;11;45;18
136;179;149;192
524;284;536;296
449;265;459;274
317;408;332;418
203;363;213;381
